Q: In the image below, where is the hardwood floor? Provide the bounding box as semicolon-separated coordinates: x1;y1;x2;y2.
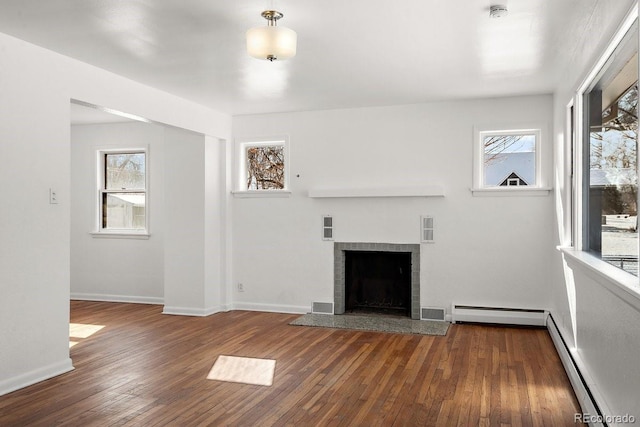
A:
0;301;584;426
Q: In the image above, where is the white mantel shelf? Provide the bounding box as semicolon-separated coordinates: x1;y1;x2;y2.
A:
307;186;445;198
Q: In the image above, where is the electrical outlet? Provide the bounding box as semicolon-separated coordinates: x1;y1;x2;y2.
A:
49;188;58;204
237;283;244;292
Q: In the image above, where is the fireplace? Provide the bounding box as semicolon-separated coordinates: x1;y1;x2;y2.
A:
334;243;420;319
345;251;411;316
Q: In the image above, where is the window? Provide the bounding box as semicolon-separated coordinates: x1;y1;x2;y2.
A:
473;126;543;193
236;137;289;195
246;145;284;190
97;149;148;234
580;18;638;275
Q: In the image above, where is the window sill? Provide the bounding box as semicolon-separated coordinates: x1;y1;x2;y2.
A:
470;187;552;197
91;231;150;240
558;246;640;312
231;190;292;198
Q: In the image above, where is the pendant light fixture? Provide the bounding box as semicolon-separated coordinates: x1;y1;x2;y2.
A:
246;10;297;61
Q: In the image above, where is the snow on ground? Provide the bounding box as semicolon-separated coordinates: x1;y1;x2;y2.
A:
602;215;638;275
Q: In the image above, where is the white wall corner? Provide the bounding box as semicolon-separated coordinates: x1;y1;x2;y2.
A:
162;306;222;317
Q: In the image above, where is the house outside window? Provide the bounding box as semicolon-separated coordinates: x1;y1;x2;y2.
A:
97;149;148;235
503;174;527;186
580;18;638;275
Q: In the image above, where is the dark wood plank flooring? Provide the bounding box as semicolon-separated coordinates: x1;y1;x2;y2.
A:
0;301;584;426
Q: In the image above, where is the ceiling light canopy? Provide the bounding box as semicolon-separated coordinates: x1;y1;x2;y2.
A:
246;10;297;61
489;5;508;18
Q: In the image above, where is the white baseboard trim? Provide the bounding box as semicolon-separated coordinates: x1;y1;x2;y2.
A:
0;358;74;397
162;306;221;317
547;314;609;427
71;292;164;305
218;303;233;312
233;302;308;314
71;293;163;305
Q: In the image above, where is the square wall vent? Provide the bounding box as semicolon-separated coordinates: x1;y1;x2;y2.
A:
322;215;333;241
312;302;334;314
420;215;434;243
421;307;445;321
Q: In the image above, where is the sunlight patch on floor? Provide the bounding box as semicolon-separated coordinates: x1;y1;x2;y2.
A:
70;323;105;339
69;323;105;348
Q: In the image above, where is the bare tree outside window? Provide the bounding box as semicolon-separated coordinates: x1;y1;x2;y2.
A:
246;146;285;190
591;85;638;217
586;60;638;274
484;135;525;166
105;153;145;189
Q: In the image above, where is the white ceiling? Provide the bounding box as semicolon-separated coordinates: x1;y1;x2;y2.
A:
0;0;591;116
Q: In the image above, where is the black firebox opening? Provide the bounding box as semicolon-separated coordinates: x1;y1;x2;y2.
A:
345;251;412;317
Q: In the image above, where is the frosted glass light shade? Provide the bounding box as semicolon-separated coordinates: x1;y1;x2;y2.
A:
246;26;297;60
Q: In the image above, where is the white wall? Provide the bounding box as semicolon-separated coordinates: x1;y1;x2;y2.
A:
71;122;165;303
163;127;205;314
205;135;231;312
71;122;229;313
231;96;554;314
0;35;72;396
0;31;230;396
550;0;640;420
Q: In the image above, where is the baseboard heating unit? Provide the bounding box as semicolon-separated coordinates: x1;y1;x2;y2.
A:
451;304;548;326
547;314;605;426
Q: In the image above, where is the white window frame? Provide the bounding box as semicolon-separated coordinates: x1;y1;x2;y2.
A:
92;147;150;238
233;136;291;198
572;7;639;254
472;124;549;196
569;6;639;270
558;4;640;310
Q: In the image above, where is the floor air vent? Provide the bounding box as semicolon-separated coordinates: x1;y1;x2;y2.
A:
421;307;445;321
452;305;547;326
312;302;334;315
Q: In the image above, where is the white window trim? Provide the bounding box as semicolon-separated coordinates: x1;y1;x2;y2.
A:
574;7;638;255
233;136;290;197
93;147;150;238
562;4;640;297
472;123;551;196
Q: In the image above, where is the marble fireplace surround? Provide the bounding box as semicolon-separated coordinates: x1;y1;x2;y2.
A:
334;242;420;320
